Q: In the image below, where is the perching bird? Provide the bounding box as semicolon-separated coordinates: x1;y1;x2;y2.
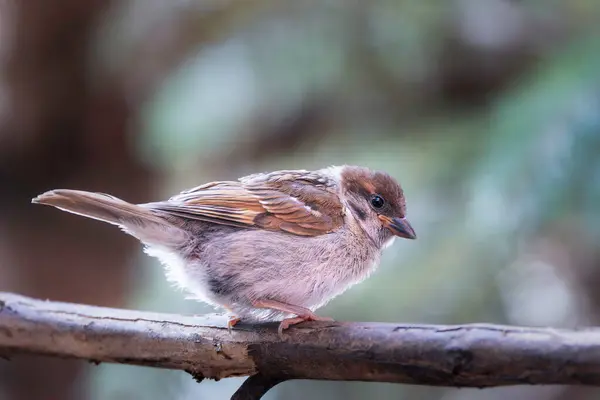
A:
32;165;416;333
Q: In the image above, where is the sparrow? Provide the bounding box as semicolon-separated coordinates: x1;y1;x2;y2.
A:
32;165;416;334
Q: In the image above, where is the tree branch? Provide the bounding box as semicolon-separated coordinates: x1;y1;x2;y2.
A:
1;292;600;400
231;373;289;400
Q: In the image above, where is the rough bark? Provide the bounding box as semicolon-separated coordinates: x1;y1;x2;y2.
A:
1;292;600;399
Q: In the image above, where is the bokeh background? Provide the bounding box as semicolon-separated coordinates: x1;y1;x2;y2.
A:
1;1;599;399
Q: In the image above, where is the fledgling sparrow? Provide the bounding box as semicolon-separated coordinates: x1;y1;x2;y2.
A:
32;165;416;333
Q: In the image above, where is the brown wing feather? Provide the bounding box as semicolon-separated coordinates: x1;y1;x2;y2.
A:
147;170;345;236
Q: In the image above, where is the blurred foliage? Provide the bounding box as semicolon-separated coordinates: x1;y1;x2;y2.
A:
2;0;600;399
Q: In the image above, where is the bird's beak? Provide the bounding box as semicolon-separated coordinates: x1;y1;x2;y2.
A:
379;215;416;239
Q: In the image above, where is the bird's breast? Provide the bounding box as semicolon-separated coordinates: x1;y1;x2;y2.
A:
192;227;381;311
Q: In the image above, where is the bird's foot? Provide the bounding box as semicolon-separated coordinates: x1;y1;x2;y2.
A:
251;299;334;336
227;316;241;333
277;313;334;336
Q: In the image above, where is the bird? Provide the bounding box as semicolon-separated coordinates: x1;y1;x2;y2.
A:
32;165;416;334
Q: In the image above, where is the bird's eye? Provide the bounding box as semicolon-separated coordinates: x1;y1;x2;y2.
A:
370;194;385;209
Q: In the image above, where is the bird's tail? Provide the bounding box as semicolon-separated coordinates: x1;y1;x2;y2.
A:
32;189;187;246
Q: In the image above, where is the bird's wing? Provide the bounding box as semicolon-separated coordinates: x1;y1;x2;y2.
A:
148;170;345;236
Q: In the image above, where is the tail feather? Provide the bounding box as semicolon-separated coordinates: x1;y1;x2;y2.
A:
32;189;160;225
32;189;187;246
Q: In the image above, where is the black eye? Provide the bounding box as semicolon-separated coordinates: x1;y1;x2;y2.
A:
370;194;385;209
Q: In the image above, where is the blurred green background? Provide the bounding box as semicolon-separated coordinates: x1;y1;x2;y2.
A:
0;1;599;399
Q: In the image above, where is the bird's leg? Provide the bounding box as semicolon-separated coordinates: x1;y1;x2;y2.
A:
252;299;334;335
227;316;241;332
223;304;240;332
